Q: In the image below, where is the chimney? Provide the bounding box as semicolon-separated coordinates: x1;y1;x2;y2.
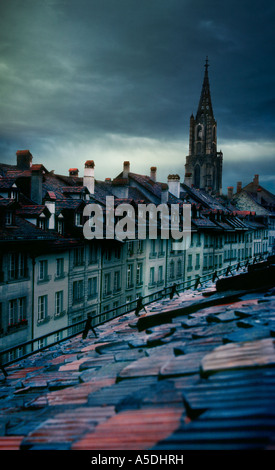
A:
237;181;242;193
150;166;157;182
16;150;33;170
123;161;130;179
227;186;233;199
44;191;56;229
69;168;79;177
167;174;180;198
161;183;168;203
253;174;259;186
31;164;43;205
83;160;95;195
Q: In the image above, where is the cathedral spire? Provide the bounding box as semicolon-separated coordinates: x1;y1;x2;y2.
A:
184;58;223;195
196;56;214;120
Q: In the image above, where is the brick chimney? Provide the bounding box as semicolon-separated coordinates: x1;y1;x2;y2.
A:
16;150;33;170
237;181;242;193
253;174;259;186
123;161;130;179
69;168;79;177
150;167;157;182
167;174;180;198
83;160;95;195
227;186;233;199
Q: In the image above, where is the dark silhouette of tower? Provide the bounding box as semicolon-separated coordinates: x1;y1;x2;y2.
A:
184;58;223;195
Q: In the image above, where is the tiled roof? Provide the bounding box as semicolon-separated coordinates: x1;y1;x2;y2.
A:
0;177;17;189
0;216;56;242
16;205;48;216
1;281;275;449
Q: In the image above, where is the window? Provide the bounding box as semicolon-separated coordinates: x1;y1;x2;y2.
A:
5;211;13;225
150;240;156;257
56;258;64;278
39;260;48;281
38;338;46;349
105;248;112;261
137;240;143;253
114;246;121;259
88;277;97;298
158;265;163;283
126;296;132;312
127;265;133;288
177;260;182;277
104;273;111;295
89;245;98;264
8;253;27;280
127;241;134;256
150;267;155;285
10;190;17;200
75;212;82;226
38;217;47;230
38;295;47;322
209;254;213;268
73;280;84;303
170;260;175;278
136;263;143;286
55;291;63;316
9;300;17;325
54;331;62;342
196;233;201;246
57;219;64;234
18;297;26;322
195;253;200;269
113;301;119;313
114;271;121;292
8;297;26;326
73;247;84;266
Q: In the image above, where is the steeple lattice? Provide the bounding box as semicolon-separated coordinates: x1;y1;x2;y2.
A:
196;57;214;121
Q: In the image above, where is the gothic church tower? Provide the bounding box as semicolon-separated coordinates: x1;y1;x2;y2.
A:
184;58;223;195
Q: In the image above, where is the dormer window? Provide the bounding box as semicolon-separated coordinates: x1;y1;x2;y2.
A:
10;190;17;200
57;219;64;234
38;216;47;230
75;212;82;226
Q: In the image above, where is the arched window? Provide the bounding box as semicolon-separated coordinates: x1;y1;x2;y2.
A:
197;124;203;140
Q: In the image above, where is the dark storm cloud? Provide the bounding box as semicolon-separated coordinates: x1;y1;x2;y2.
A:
0;0;274;191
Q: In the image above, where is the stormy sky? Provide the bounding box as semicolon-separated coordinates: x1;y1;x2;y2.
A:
0;0;274;193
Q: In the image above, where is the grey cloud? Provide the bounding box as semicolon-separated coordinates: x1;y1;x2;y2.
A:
0;0;274;192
